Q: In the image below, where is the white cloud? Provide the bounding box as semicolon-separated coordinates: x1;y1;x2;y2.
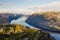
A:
28;1;60;12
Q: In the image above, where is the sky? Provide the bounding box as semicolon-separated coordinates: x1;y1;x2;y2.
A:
0;0;60;12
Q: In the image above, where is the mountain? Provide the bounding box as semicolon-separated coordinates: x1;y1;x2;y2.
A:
0;24;55;40
25;12;60;33
0;13;24;24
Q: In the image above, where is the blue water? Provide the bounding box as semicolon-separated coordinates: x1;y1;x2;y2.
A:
50;33;60;40
11;17;60;40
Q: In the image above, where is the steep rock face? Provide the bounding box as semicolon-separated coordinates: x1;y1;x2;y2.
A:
0;24;55;40
25;12;60;33
0;13;24;24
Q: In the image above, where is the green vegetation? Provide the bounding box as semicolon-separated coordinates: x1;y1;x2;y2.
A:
0;24;55;40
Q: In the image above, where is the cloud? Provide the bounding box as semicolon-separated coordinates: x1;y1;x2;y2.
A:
28;1;60;12
0;3;15;8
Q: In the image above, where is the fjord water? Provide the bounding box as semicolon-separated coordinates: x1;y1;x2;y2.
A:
11;16;60;40
11;16;33;28
50;33;60;40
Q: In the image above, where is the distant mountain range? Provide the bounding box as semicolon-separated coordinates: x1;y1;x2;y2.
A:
0;13;24;24
26;12;60;33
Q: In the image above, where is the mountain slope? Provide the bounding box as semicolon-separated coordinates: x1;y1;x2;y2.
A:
25;12;60;33
0;24;55;40
0;13;24;24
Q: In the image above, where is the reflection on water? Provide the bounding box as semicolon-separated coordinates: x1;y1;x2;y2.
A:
11;16;60;40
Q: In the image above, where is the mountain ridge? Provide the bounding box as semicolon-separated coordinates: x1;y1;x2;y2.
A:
0;13;24;24
25;12;60;33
